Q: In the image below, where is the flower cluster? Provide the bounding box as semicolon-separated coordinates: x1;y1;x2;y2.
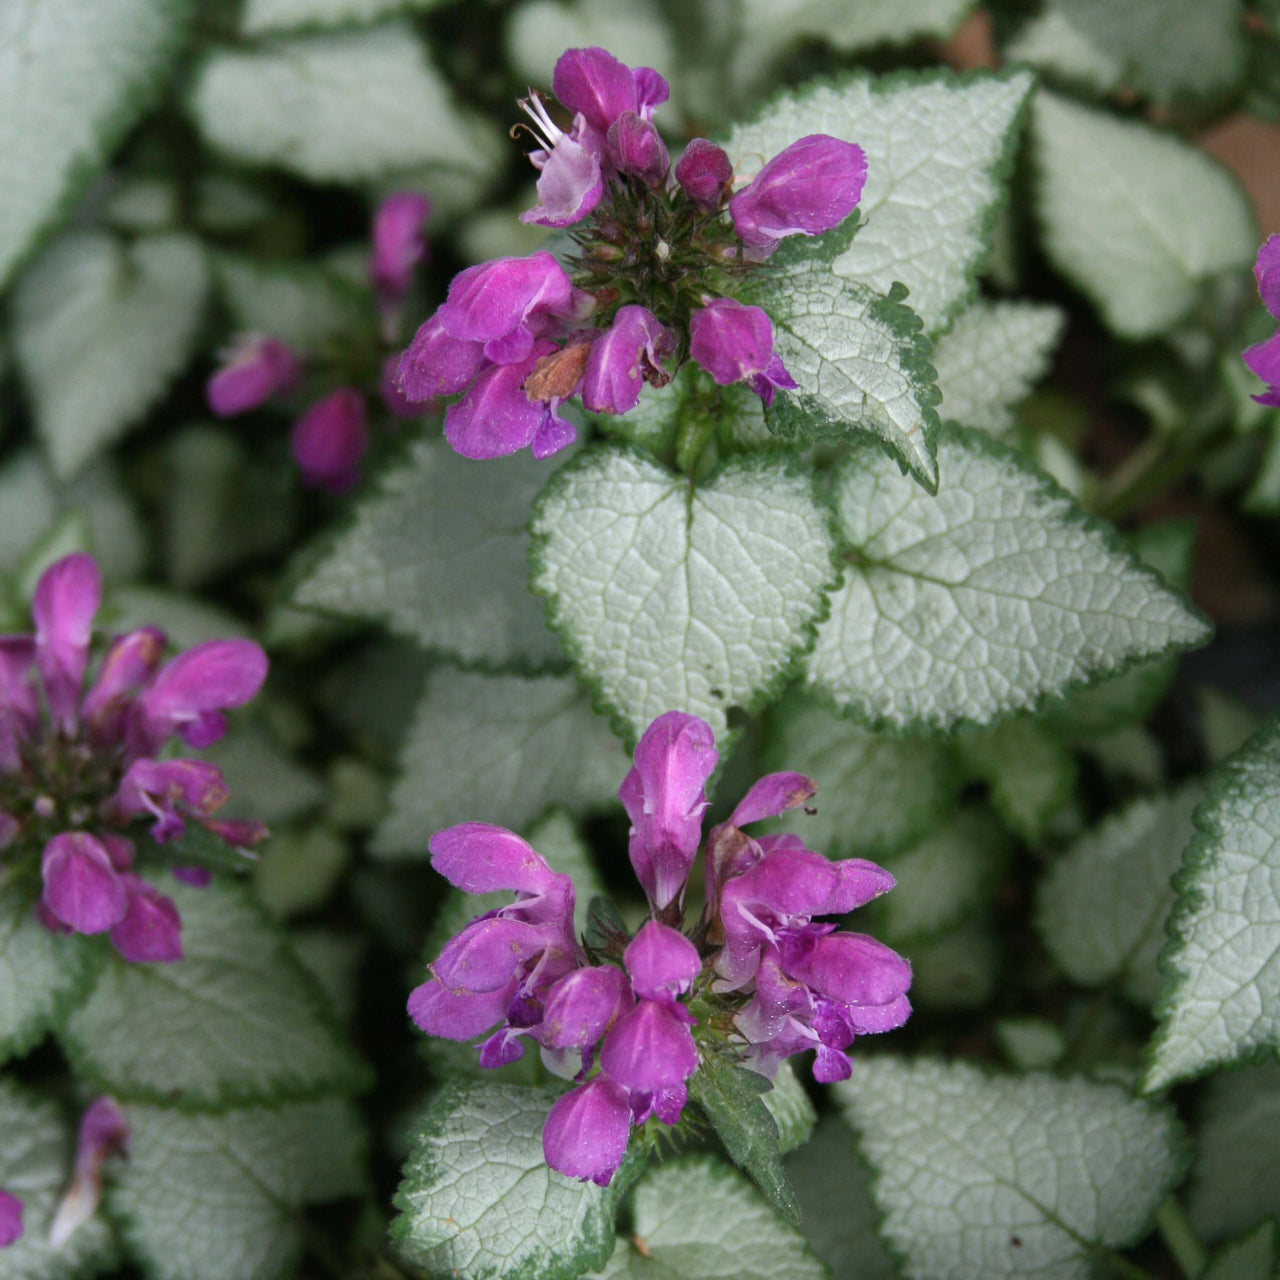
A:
409;710;910;1187
393;45;867;461
205;191;433;491
0;554;268;962
1244;234;1280;406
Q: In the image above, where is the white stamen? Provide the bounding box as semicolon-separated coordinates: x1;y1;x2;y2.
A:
520;91;564;152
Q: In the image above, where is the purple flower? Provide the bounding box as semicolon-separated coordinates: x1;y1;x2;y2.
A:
582;306;673;414
33;552;101;737
396;314;485;403
291;389;368;493
542;1077;632;1187
0;1191;21;1248
518;95;605;230
130;638;268;756
40;833;128;935
437;253;582;363
408;823;579;1056
49;1098;129;1249
540;965;633;1048
370;191;431;326
553;47;642;135
689;298;797;407
0;555;269;963
618;711;718;911
675;139;734;212
729;134;867;256
607;112;668;187
206;336;301;418
623;920;700;1002
598;997;697;1094
1244;235;1280;407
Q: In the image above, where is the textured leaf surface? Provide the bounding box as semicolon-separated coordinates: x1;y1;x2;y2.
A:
0;1082;115;1280
1009;0;1246;104
803;426;1211;732
60;881;368;1108
531;447;836;742
14;232;209;477
1037;785;1201;1005
0;0;190;287
784;1116;895;1280
587;1157;825;1279
688;1057;797;1225
393;1081;631;1280
373;670;625;857
295;439;562;670
242;0;446;35
766;694;961;858
109;1098;364;1280
1146;718;1280;1091
0;891;98;1063
1032;91;1256;339
191;24;499;183
729;69;1033;332
1189;1063;1280;1242
877;807;1011;943
739;0;971;52
837;1057;1187;1280
761;269;942;491
761;1061;816;1157
931;301;1065;436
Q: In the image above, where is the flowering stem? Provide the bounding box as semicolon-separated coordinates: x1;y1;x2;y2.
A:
674;396;716;476
1154;1198;1207;1280
1094;422;1234;520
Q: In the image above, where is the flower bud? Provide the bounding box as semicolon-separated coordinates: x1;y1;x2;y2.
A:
675;139;733;212
206;336;301;418
291;388;368;493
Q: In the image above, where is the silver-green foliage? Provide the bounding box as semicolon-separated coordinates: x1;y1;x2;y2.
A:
393;1081;633;1280
1146;716;1280;1090
531;446;836;742
804;426;1210;731
837;1057;1187;1280
59;881;367;1108
108;1098;366;1280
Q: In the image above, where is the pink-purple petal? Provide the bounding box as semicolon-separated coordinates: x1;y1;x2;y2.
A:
599;999;698;1093
396;314;486;402
623;921;701;1000
407;975;513;1040
1255;234;1280;317
552;47;638;134
540;965;633;1048
443;358;546;459
428;822;557;894
826;858;896;914
0;1191;21;1247
33;553;102;735
438;253;575;345
728;772;817;828
542;1077;632;1186
108;877;182;963
41;832;128;934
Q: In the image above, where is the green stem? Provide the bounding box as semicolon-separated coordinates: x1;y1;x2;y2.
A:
1094;424;1234;520
1155;1198;1207;1280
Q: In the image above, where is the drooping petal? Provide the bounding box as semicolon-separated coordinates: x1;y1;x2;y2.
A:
429;822;558;895
206;336;301;417
675;139;733;211
689;299;778;388
729;135;867;251
407;975;513;1040
48;1097;129;1248
81;627;166;742
1255;234;1280;317
748;353;799;408
728;772;816;828
540;965;633;1048
432;917;549;992
607;112;668;186
396;313;486;402
291;388;368;493
40;833;127;935
542;1077;632;1186
438;253;575;346
33;553;102;735
531;404;579;460
444;356;547;459
825;858;896;914
0;1191;21;1247
582;306;673;414
599;999;698;1093
844;993;912;1035
552;47;638;134
813;1044;853;1083
781;931;912;1009
108;877;182;964
131;639;268;754
478;1027;527;1068
369;191;432;308
114;758;229;842
623;921;700;1001
618;711;718;910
